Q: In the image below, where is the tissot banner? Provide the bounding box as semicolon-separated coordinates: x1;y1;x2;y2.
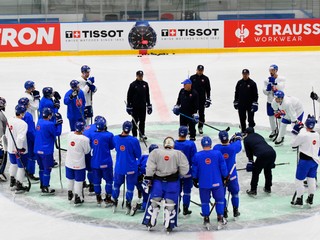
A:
224;19;320;48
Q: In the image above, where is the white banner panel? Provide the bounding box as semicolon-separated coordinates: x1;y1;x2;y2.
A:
60;21;224;51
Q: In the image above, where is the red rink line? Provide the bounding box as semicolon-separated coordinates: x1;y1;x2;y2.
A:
139;54;170;122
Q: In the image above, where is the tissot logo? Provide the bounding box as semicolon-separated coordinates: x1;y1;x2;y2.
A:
65;31;81;38
65;30;124;38
161;28;219;37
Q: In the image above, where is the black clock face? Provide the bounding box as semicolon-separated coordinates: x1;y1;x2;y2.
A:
128;25;157;49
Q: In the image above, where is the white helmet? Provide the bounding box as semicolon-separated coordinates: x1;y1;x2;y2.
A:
163;136;174;149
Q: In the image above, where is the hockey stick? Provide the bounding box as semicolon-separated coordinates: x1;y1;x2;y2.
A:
55;139;67;152
236;162;290;171
179;112;230;132
57;135;63;189
224;164;236;211
291;147;299;204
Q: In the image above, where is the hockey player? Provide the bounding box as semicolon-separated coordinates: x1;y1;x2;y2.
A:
22;80;40;122
126;70;152;141
213;131;242;219
77;65;97;125
174;125;197;216
17;98;39;183
65;121;91;206
64;80;86;131
291;115;319;207
190;65;211;135
34;108;62;195
233;69;259;134
271;90;304;146
89;117;115;207
173;78;199;141
192;136;228;230
262;64;286;140
0;97;8;181
142;136;189;233
6;105;29;193
244;127;276;196
112;121;142;213
39;87;61;119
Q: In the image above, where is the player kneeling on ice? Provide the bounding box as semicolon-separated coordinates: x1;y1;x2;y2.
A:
142;137;189;233
213;131;242;220
192;136;228;230
65;121;91;205
291;115;319;207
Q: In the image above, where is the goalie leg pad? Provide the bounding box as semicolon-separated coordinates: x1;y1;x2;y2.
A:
142;198;161;227
164;199;177;229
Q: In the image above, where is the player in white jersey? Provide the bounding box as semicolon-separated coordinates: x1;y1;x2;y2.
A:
22;80;40;122
262;64;286;140
77;65;97;125
291;115;319;207
271;90;304;146
6;105;29;193
65;121;91;206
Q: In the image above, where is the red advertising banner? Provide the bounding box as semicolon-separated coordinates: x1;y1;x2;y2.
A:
0;23;60;51
224;19;320;48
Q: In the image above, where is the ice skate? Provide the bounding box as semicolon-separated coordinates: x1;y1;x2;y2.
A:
203;216;210;230
0;173;7;182
125;201;132;215
246;189;257;198
10;176;16;191
88;183;95;196
183;205;192;216
139;135;147;142
104;194;114;207
96;194;102;206
112;199;118;213
198;127;203;135
274;137;284;146
217;215;227;230
68;190;74;201
166;227;173;234
233;207;240;220
263;187;271;194
292;196;303;208
130;202;142;216
74;194;84;206
28;174;40;184
269;130;278;139
41;186;55;196
223;207;228;219
15;181;29;194
306;194;314;207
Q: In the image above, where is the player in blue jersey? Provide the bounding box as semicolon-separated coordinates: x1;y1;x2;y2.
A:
112;121;142;214
213;131;242;219
39;87;61;119
63;80;86;131
192;136;228;230
17;97;40;183
34;107;62;195
174;125;197;216
88;117;115;207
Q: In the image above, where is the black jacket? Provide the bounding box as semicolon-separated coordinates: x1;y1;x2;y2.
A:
234;78;258;107
190;74;211;103
244;132;275;160
176;88;199;115
127;79;151;108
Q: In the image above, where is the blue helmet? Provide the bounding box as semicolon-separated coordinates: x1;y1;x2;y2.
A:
94;115;103;124
219;131;229;142
122;121;132;133
95;117;107;131
42;107;53;118
18;97;29;106
42;87;53;98
75;121;85;132
269;64;278;71
178;125;188;137
81;65;91;73
0;97;6;111
274;90;284;99
24;80;35;90
15;104;26;115
70;80;79;89
305;115;317;129
201;136;212;147
148;144;159;153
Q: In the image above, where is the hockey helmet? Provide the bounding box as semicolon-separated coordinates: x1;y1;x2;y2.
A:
75;121;85;132
95;117;107;131
0;97;6;111
274;90;285;99
218;131;229;142
18;97;29;107
201;136;212;147
24;80;35;90
81;65;91;73
15;104;27;115
269;64;278;71
94;115;103;124
122;121;132;133
70;80;79;89
305;115;317;129
163;136;175;148
42;87;53;98
178;125;188;137
42;107;53;118
148;144;159;153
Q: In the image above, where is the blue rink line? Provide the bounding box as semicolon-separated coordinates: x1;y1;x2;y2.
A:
0;122;319;232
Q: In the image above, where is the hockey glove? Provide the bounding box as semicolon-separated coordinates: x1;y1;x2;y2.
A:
251;102;258;112
31;90;40;100
193;178;199;188
204;98;211;108
274;110;285;119
266;83;272;91
55;113;63;125
137;174;144;183
233;101;238;110
192;113;199;123
223;176;230;187
310;91;319;101
84;106;93;118
230;132;242;143
53;99;60;109
87;76;95;85
53;91;61;100
69;90;78;100
87;84;97;93
126;106;133;115
292;122;304;135
172;105;180;116
246;160;254;172
268;76;276;84
147;104;152;115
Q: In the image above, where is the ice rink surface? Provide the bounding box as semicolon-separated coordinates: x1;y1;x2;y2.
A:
1;51;320;240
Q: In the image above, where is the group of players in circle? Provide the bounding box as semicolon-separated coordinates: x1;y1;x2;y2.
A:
0;63;320;233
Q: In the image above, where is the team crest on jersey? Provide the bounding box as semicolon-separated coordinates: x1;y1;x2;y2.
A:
205;158;211;164
247;85;251;88
94;139;99;145
223;153;229;159
76;98;82;107
120;145;125;151
312;140;317;145
70;141;75;147
85;125;90;130
164;155;170;161
36;125;40;130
